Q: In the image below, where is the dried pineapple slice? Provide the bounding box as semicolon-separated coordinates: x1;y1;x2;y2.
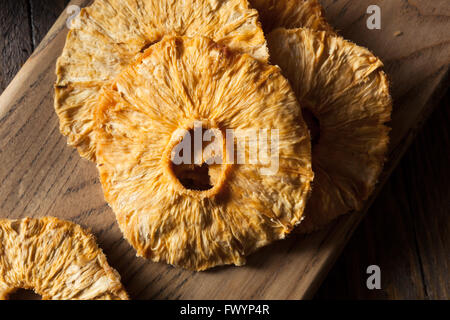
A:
55;0;268;161
249;0;334;33
267;28;392;233
95;36;313;271
0;217;128;300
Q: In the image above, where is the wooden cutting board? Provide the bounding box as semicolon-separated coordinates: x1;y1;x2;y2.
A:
0;0;448;299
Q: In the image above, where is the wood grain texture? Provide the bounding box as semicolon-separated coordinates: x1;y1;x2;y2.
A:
0;0;448;299
315;0;450;299
0;0;33;92
410;96;450;300
316;93;449;299
29;0;70;48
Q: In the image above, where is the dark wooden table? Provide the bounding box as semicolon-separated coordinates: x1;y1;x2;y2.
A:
0;0;448;299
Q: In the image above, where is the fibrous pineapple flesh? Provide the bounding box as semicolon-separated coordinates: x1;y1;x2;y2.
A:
0;217;128;300
95;36;313;270
55;0;268;161
267;28;392;233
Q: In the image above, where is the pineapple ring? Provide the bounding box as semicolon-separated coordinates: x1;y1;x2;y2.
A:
55;0;268;161
0;217;128;300
267;28;392;233
95;36;313;271
249;0;334;33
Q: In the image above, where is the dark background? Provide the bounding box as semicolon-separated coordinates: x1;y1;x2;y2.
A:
0;0;448;299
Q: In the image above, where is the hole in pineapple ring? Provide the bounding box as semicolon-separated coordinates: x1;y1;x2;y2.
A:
302;108;320;147
165;122;229;196
172;161;213;191
8;288;42;300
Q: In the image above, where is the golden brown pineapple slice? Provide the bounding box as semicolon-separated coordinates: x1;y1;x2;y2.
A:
95;36;313;271
249;0;334;33
0;217;128;300
267;28;392;233
55;0;268;161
